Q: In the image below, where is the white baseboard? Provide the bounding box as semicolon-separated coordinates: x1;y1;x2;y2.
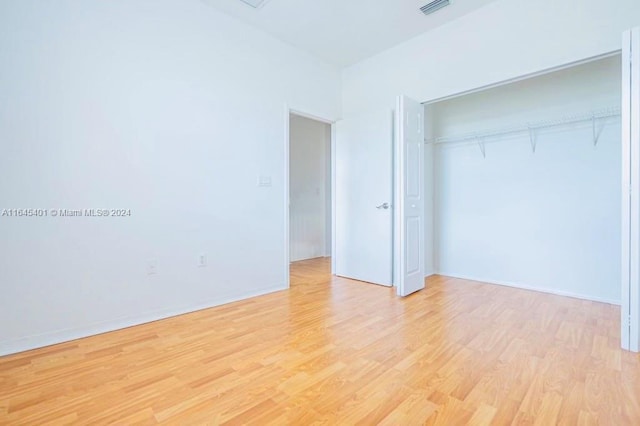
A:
0;285;287;357
431;271;621;306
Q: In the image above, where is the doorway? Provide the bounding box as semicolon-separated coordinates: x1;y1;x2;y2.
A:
288;113;332;277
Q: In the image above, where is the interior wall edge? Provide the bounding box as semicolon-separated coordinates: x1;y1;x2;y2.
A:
0;284;287;357
422;50;621;106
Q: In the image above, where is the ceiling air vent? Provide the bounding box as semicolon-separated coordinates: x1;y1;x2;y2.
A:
239;0;271;8
420;0;451;15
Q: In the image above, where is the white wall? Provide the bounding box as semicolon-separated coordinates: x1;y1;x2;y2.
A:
431;57;621;304
0;0;340;355
342;0;640;114
289;114;331;261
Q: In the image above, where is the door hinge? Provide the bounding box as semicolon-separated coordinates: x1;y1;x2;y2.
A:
624;314;632;328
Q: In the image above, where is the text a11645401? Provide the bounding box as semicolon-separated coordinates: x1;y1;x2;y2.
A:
0;208;132;217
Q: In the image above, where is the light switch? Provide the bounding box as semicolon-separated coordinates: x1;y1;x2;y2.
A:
147;259;158;275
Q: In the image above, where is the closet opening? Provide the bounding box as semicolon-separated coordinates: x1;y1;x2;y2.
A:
423;54;622;305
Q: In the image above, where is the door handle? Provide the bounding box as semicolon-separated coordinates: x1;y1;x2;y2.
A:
376;202;390;210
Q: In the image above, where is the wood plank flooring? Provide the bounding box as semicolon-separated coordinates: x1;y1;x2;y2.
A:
1;257;640;424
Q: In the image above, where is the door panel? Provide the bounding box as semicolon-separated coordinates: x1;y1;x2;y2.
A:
407;143;421;196
395;96;426;297
622;27;640;351
335;110;394;286
406;217;421;274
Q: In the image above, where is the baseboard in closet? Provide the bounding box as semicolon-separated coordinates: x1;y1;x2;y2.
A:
428;272;621;306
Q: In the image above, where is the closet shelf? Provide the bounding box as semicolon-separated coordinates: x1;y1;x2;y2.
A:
425;106;621;146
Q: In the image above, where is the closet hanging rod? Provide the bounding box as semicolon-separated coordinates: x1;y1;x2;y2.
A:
425;106;621;145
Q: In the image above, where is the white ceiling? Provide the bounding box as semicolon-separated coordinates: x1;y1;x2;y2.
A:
200;0;499;67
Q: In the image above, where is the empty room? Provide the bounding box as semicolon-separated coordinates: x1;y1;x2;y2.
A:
1;0;640;424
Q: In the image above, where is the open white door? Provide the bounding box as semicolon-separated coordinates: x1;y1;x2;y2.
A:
395;96;425;297
335;110;394;286
622;27;640;352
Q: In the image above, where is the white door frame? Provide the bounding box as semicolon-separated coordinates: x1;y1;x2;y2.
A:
622;28;640;351
284;105;336;288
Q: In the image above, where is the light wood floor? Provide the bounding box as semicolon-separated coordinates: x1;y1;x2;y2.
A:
1;258;639;424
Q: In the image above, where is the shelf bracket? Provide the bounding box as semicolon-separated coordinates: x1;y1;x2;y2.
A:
592;115;605;146
476;137;486;159
528;127;537;153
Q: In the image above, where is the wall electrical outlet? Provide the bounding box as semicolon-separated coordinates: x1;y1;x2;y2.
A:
258;175;272;187
147;259;158;275
198;254;207;267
